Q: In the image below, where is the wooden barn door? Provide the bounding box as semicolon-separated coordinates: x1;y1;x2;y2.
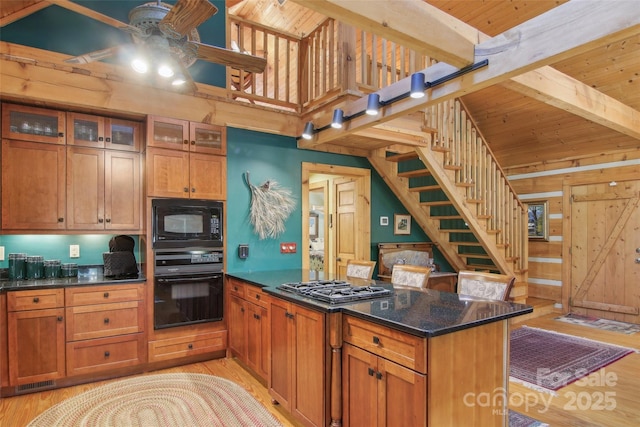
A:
569;181;640;323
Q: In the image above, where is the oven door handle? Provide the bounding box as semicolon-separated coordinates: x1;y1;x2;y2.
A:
156;274;222;283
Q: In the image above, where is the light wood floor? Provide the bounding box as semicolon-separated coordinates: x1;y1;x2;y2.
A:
1;312;638;427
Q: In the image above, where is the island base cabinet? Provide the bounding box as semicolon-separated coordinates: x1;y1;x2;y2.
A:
342;343;427;427
269;298;327;427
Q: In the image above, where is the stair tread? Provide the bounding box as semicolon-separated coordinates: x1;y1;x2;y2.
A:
440;228;474;233
398;169;431;178
451;242;482;246
460;254;492;259
430;215;462;219
421;201;453;207
444;165;462;171
386;152;418;162
456;182;474;188
409;185;441;192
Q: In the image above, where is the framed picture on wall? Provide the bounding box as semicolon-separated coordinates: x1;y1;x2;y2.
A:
527;201;548;240
309;212;319;240
394;214;411;235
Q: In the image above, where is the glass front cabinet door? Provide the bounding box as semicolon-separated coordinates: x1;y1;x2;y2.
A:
67;113;141;151
147;116;226;155
2;103;65;145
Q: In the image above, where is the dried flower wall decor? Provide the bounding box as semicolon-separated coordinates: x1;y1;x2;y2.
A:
244;171;296;240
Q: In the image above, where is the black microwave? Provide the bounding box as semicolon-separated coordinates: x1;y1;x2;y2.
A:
152;198;223;249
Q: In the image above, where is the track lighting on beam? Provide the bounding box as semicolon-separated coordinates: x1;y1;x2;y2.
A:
302;121;315;140
297;60;489;142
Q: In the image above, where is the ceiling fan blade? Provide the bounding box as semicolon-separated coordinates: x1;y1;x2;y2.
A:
64;46;125;64
159;0;218;39
47;0;143;35
189;42;267;73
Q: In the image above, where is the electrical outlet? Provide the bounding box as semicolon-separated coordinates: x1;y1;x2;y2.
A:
70;244;80;258
280;242;297;253
0;246;4;261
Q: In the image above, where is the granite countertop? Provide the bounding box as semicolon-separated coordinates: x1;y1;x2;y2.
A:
0;265;146;292
226;269;533;338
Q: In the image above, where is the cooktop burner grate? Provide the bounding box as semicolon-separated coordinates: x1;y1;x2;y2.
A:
278;281;391;303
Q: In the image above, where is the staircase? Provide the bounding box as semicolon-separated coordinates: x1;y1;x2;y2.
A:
368;99;528;302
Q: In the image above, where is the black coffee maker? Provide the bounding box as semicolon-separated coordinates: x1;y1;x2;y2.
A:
103;235;139;278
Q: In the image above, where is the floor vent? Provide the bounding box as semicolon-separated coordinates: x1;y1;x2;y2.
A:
16;380;55;394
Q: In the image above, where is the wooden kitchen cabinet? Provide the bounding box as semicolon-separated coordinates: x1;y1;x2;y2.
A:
1;139;66;230
342;342;427;427
7;289;66;386
147;115;226;155
2;103;65;145
146;146;226;200
65;284;146;377
67;112;141;152
67;147;142;231
270;297;327;427
227;278;270;381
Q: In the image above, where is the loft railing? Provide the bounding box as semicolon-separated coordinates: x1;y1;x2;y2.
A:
228;17;429;111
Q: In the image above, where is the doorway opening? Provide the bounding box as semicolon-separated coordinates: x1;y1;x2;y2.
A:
301;163;371;276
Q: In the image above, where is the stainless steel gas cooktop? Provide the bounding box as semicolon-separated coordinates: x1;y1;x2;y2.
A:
277;280;391;304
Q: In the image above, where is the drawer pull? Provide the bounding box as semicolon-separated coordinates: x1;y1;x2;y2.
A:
372;336;380;344
234;286;239;291
104;351;110;358
255;294;260;300
57;316;64;322
368;368;375;376
188;343;194;350
104;318;110;324
376;372;383;380
33;297;40;303
240;307;245;313
103;292;110;298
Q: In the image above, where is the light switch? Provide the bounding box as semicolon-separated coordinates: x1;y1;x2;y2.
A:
70;244;80;258
0;246;4;261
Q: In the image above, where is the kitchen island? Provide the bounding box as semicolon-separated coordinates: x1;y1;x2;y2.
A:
226;270;532;427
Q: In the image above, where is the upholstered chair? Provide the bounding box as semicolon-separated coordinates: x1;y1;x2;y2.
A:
457;270;515;301
346;260;376;280
391;264;431;289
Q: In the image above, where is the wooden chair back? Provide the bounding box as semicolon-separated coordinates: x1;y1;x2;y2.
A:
346;260;376;280
457;270;515;301
391;264;431;289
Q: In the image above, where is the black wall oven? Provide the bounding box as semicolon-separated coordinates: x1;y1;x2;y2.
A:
153;249;223;329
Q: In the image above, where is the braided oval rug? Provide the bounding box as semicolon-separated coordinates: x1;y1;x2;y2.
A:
27;373;283;427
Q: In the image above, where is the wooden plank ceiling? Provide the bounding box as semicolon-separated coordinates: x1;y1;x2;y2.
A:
1;0;639;169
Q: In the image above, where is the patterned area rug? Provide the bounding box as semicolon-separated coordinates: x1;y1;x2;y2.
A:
27;373;283;427
509;410;548;427
510;327;634;392
555;312;640;334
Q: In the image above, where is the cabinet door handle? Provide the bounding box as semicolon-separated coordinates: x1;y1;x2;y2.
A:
188;343;194;349
190;140;196;145
58;217;64;222
376;372;383;380
183;187;189;192
240;307;245;313
33;297;40;303
368;368;375;376
104;318;110;324
105;218;111;223
104;292;109;298
372;336;380;344
57;316;63;322
104;351;110;357
58;132;64;137
98;218;104;223
98;136;104;142
183;140;189;145
234;286;239;291
105;137;111;142
191;188;196;192
255;294;260;300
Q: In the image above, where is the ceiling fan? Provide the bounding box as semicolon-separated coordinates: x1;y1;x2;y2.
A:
56;0;267;92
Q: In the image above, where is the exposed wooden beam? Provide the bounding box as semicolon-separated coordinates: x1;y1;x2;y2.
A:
1;1;50;27
298;0;640;147
290;0;478;68
502;66;640;140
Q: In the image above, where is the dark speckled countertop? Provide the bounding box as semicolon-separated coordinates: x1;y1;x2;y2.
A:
0;265;146;291
227;269;532;338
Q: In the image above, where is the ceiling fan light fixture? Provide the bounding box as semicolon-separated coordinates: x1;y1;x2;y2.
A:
131;57;149;74
157;63;175;78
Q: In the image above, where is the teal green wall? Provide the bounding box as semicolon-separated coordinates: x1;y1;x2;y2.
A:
0;235;142;268
225;128;450;273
